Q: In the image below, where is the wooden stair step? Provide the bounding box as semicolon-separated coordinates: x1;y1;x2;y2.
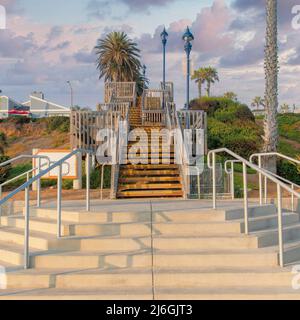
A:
119;177;182;183
117;190;184;198
118;184;182;191
120;170;179;176
123;164;178;170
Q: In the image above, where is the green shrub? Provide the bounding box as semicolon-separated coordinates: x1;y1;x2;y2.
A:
0;155;10;184
278;114;300;143
44;117;70;133
214;104;255;123
277;160;300;185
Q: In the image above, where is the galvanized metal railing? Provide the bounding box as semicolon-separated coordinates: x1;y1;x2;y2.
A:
0;149;93;269
0;155;51;214
250;152;300;209
208;148;300;267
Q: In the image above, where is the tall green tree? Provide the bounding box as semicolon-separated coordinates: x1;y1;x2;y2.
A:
192;68;206;98
263;0;279;154
204;67;219;97
95;32;142;83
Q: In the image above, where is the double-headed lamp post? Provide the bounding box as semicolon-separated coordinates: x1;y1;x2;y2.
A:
182;26;194;110
160;27;168;108
67;81;74;109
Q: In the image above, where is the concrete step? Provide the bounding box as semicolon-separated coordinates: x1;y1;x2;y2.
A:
51;267;294;290
4;286;300;300
80;234;259;251
31;249;279;269
241;212;299;233
0;226;81;251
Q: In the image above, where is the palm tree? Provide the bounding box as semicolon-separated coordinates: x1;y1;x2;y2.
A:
263;0;279;155
204;67;219;97
280;103;290;114
251;96;265;110
192;68;206;98
95;32;142;83
224;92;238;101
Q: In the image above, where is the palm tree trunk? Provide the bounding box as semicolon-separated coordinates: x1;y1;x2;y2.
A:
263;0;279;172
198;82;202;98
206;82;211;97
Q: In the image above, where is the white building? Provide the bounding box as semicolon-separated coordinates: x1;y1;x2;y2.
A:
0;92;70;119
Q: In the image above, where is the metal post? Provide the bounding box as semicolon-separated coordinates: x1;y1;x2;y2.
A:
24;186;30;269
212;152;217;209
292;184;295;212
0;186;2;218
277;184;284;267
231;162;235;200
100;164;105;201
86;153;90;211
197;172;201;200
243;162;249;235
186;50;190;111
264;176;268;204
57;164;62;238
258;156;263;205
36;158;41;208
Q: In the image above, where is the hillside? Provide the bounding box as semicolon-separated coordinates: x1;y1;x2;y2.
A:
0;117;70;158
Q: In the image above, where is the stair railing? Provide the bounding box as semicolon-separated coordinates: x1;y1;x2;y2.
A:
0;162;50;218
174;111;189;198
250;152;300;209
208;148;300;267
224;160;242;200
0;155;51;214
0;149;93;269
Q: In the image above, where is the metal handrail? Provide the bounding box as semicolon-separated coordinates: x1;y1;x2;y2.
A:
0;163;50;217
0;155;51;211
250;152;300;209
208;148;300;267
0;148;92;269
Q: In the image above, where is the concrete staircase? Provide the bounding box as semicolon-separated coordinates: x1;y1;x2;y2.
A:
117;100;184;199
1;201;300;299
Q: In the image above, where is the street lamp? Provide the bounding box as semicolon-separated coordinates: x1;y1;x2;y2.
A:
182;26;194;110
142;65;147;90
161;27;168;108
160;27;168;90
67;81;74;109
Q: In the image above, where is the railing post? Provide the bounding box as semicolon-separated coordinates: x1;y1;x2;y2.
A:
197;171;201;200
264;177;268;204
231;162;235;200
36;158;41;208
101;164;105;201
258;156;263;205
277;184;284;267
212;152;217;209
57;164;62;238
24;186;30;269
86;152;91;211
292;184;295;212
243;162;249;235
0;185;2;219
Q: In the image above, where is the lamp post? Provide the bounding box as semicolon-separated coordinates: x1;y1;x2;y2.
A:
182;27;194;110
67;81;74;109
160;27;168;108
142;65;147;90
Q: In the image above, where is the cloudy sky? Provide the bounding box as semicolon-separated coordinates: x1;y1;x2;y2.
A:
0;0;299;109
